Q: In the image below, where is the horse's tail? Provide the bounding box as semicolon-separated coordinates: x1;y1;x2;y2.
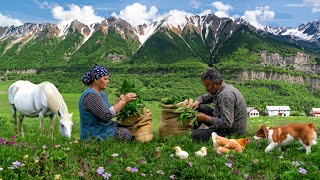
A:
8;83;19;105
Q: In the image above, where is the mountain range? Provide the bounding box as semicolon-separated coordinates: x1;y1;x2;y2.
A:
1;13;320;112
1;13;320;67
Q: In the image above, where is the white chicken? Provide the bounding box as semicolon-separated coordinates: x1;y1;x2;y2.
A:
195;147;207;157
173;146;189;159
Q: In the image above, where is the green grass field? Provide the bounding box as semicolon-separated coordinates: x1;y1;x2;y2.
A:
1;90;320;179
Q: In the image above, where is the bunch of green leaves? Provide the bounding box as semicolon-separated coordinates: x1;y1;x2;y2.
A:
175;106;199;126
161;96;188;105
116;79;145;120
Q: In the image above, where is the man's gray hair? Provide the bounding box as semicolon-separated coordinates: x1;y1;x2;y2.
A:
201;68;223;83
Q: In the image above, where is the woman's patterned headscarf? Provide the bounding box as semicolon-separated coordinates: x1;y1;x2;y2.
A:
82;64;109;85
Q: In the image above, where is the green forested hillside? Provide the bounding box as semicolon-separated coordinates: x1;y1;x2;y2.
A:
132;31;200;63
1;23;320;114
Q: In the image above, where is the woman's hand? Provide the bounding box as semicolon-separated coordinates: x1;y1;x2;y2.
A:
120;93;137;103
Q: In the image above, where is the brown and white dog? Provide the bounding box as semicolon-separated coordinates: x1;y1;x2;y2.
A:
253;123;317;154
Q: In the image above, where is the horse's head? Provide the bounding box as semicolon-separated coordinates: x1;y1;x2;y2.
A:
59;113;73;138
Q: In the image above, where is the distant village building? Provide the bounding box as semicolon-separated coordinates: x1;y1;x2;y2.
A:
247;107;260;117
264;106;291;116
310;108;320;117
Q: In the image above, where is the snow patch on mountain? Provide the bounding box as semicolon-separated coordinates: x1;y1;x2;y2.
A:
57;22;71;37
282;28;313;40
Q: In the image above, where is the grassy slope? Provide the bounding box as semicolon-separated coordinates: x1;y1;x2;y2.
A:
1;91;320;179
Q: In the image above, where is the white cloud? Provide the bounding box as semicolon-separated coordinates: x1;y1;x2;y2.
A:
33;0;57;9
111;3;158;27
197;9;213;16
51;4;105;26
0;13;23;27
241;6;275;28
303;0;320;6
312;7;320;12
156;10;193;27
190;0;201;9
211;1;233;18
285;0;320;7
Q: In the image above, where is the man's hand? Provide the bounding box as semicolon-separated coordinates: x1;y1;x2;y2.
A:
197;112;212;124
188;100;200;109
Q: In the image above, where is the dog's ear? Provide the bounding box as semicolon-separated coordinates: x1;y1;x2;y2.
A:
262;125;268;138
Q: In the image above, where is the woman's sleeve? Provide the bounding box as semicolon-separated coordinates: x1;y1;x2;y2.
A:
82;93;115;122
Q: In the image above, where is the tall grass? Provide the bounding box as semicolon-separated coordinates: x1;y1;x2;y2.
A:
0;92;320;179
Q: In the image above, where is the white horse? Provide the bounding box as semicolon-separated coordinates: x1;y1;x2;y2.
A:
8;80;73;139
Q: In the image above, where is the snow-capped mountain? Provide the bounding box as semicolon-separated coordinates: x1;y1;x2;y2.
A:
262;19;320;45
1;14;320;63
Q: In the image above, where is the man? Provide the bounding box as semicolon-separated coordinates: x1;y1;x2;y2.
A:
189;68;247;141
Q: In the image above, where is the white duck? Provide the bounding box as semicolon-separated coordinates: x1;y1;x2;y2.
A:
195;147;207;157
173;146;189;159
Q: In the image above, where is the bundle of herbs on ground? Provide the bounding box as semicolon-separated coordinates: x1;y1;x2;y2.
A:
116;79;153;142
158;97;198;136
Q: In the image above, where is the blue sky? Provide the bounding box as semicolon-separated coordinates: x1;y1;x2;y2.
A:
0;0;319;28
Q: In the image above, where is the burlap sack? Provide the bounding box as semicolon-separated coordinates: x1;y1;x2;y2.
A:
158;99;194;136
117;108;153;142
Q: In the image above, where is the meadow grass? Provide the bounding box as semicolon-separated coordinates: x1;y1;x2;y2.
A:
1;92;320;179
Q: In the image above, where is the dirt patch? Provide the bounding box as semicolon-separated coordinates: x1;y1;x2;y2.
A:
0;91;7;94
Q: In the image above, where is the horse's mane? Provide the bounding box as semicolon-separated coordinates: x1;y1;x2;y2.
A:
39;82;68;116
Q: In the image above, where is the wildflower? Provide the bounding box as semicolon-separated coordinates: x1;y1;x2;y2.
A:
131;167;138;173
97;167;105;175
126;167;131;172
12;161;21;168
244;173;252;180
0;167;3;171
298;167;307;174
23;155;29;159
34;160;39;164
140;173;146;176
111;153;119;157
108;159;113;165
42;145;47;149
225;163;232;168
10;135;15;139
73;140;79;144
292;161;300;167
278;155;283;159
216;149;221;156
230;159;235;164
102;172;111;179
53;144;61;149
124;153;129;158
138;159;146;164
233;169;239;174
157;170;164;175
170;154;175;157
169;175;176;179
21;141;28;147
252;159;259;164
55;174;61;179
188;162;193;167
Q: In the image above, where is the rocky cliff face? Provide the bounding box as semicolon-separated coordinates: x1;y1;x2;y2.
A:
235;51;320;90
260;50;320;75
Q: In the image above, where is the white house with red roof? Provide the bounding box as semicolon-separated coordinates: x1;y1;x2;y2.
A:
310;108;320;117
264;106;291;116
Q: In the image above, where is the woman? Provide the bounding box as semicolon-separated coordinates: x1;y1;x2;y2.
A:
79;64;137;141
